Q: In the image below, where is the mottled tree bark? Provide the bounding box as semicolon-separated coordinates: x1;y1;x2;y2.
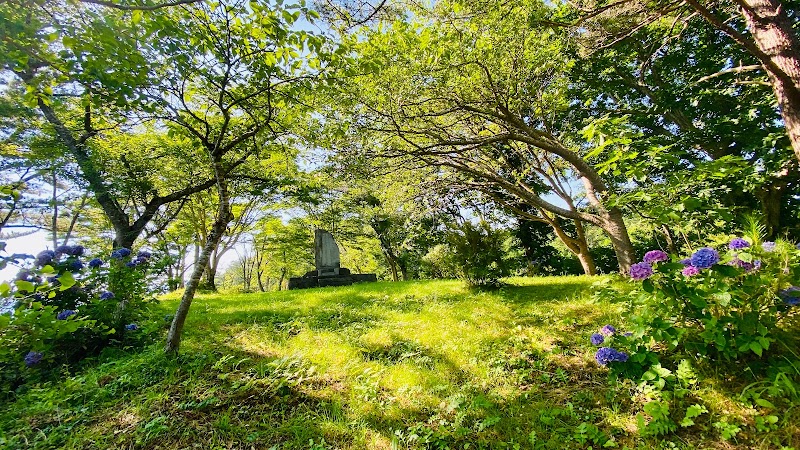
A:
687;0;800;162
738;0;800;163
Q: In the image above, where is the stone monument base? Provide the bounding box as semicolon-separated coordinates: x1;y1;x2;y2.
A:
288;268;377;290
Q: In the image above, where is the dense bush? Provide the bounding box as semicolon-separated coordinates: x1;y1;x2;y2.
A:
0;245;157;393
588;236;800;440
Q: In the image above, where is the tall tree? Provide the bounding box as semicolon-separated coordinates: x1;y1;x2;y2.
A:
162;0;324;352
332;0;637;273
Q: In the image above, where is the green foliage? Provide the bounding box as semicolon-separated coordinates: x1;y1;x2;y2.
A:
0;246;157;395
628;239;799;362
444;221;515;287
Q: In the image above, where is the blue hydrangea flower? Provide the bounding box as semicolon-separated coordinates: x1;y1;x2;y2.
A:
643;250;668;264
594;347;629;366
762;242;776;252
57;309;77;320
54;245;73;255
690;248;720;269
779;287;800;306
679;258;692;266
111;248;132;259
125;323;139;331
136;250;151;259
15;270;33;281
99;291;115;300
126;260;138;268
729;237;750;250
69;259;84;271
88;258;103;268
590;333;605;346
600;325;616;336
629;262;653;280
35;250;56;266
69;245;85;256
24;351;43;367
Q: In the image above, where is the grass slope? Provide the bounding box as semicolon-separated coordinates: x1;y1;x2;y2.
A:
1;277;797;449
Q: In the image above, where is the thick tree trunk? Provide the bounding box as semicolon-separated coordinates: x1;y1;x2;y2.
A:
165;158;232;354
737;0;800;163
574;221;597;275
601;208;635;275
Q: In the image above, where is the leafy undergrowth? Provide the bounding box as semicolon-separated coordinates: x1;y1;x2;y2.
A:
1;277;798;449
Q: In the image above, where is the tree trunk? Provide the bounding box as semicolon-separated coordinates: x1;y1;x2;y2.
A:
278;267;286;291
203;259;218;291
257;270;265;292
385;253;399;281
573;221;597;275
51;170;58;248
399;262;409;281
165;157;232;354
736;0;800;163
601;208;635;275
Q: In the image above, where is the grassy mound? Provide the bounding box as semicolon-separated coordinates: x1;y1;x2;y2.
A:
1;277;797;449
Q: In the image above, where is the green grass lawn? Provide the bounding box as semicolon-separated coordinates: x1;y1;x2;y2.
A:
1;277;797;449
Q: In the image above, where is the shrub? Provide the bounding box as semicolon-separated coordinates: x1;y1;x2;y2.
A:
624;238;799;363
0;245;157;393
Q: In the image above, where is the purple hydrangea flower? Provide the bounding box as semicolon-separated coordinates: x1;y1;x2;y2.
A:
682;266;700;277
69;245;85;256
57;309;77;320
99;291;115;300
679;258;692;266
629;262;653;280
779;287;800;306
643;250;669;264
35;250;56;266
594;347;629;366
125;323;139;331
729;237;750;250
136;250;151;259
111;248;132;259
762;242;776;252
690;248;720;269
600;325;616;336
590;333;605;346
24;351;43;367
88;258;103;268
730;258;759;272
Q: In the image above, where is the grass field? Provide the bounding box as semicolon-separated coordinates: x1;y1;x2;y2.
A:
1;277;797;449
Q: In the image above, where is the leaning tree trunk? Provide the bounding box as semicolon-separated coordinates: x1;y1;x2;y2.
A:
165;158;231;354
573;221;597;276
600;208;635;275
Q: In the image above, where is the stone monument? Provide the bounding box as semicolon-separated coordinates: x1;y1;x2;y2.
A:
288;229;377;289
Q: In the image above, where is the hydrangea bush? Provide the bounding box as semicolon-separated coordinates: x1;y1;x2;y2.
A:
0;245;155;393
623;238;799;362
592;237;800;385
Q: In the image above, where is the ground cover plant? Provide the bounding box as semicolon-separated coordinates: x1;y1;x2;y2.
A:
1;277;798;449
